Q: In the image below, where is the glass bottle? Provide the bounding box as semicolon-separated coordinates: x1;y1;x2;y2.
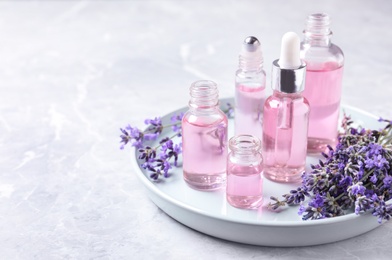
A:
262;32;310;183
226;135;263;209
300;13;344;153
182;80;228;190
235;36;266;141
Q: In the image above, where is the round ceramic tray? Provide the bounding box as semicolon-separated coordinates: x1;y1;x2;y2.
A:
131;98;388;247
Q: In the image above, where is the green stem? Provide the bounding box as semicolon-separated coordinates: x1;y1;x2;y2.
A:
154;132;181;150
143;122;181;134
162;122;182;129
379;124;392;144
359;168;375;183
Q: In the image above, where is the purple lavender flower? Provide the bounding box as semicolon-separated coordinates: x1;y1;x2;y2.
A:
371;194;392;223
370;174;378;184
224;102;234;118
325;194;344;216
268;196;286;210
348;182;366;196
282;187;309;205
367;143;382;156
269;114;392;223
144;133;159;141
170;113;184;123
120;125;144;149
145;117;162;126
215;123;227;152
162;161;171;177
144;117;163;135
338;176;353;188
375;154;388;168
120;104;237;181
150;172;160;180
138;146;156;161
170;113;184;135
298;204;306;215
338;162;345;171
171;124;181;134
141;158;156;172
143;141;180;179
300;193;337;220
172;143;182;166
383;175;392;188
120;110;187;180
161;138;173;150
309;194;325;208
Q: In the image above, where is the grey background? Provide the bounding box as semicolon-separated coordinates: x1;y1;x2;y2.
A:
1;1;391;259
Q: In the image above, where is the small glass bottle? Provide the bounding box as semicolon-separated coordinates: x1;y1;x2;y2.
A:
227;135;263;209
262;32;310;183
300;13;344;153
182;80;228;190
235;36;266;141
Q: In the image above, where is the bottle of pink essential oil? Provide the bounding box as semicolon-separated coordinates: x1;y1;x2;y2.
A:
262;32;310;183
235;36;266;141
300;13;344;153
182;80;228;191
227;135;263;209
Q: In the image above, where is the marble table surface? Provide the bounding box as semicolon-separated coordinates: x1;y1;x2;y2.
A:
1;0;392;259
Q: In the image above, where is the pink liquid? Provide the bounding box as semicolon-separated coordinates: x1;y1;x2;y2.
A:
302;66;343;153
235;84;265;140
262;92;310;183
226;163;263;209
182;114;228;190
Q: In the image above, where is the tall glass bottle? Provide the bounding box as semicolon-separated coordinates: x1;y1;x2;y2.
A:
262;32;310;183
235;36;266;140
182;80;228;190
227;135;263;209
300;13;344;153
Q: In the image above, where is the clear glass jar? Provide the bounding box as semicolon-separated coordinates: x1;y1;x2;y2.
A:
182;80;228;190
226;135;263;209
300;13;344;153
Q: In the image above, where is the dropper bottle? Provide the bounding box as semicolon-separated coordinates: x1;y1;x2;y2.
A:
234;36;266;140
262;32;310;183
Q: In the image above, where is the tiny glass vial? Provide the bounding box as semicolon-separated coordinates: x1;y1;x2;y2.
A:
227;135;263;209
300;13;344;153
182;80;228;191
235;36;266;141
262;32;310;183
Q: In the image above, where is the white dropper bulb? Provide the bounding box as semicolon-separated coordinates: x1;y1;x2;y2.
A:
278;32;301;69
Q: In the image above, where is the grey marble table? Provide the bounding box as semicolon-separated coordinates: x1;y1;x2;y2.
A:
1;0;392;259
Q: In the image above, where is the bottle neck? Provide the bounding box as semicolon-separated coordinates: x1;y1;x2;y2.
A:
303;35;331;47
229;135;261;159
189;80;219;111
271;60;306;94
273;90;303;99
239;51;264;72
303;13;332;47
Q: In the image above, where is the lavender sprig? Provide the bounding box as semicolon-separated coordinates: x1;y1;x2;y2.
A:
120;114;183;180
268;114;392;223
120;117;164;149
120;103;234;180
138;136;182;180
